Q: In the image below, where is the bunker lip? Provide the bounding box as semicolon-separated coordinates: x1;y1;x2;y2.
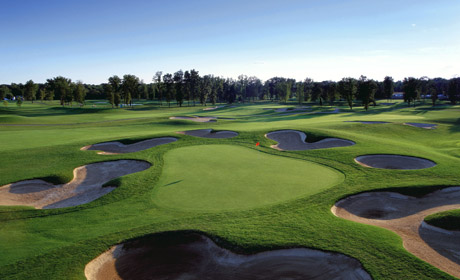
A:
354;154;436;170
81;137;177;154
169;116;217;122
0;160;151;209
265;130;355;151
176;129;238;139
404;122;437;129
85;232;371;280
332;187;460;278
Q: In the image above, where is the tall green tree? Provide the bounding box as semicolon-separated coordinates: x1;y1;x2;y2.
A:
357;76;377;111
383;76;394;100
402;77;419;107
190;69;200;106
173;70;184;106
183;70;191;106
46;76;72;105
24;80;37;102
338;77;357;109
0;86;10;101
153;71;163;105
122;74;139;106
73;81;86;106
103;83;115;108
39;88;46;101
303;78;314;102
200;75;212;105
447;78;459;105
162;73;174;107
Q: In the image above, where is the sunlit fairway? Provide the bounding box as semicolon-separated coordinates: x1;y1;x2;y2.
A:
0;101;459;280
153;145;343;211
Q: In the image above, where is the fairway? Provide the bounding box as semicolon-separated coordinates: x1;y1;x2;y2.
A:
1;101;459;280
153;145;343;211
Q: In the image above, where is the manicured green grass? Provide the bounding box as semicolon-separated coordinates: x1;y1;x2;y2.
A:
0;100;459;280
153;145;343;211
425;209;460;231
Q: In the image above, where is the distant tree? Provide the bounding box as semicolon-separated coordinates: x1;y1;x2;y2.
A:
46;76;72;105
190;69;200;106
183;70;191;106
303;78;314;101
296;82;304;105
122;74;139;106
357;76;377;110
162;73;174;107
0;85;10;100
16;97;23;107
383;76;394;100
11;83;24;100
103;83;114;108
402;77;419;107
114;92;121;108
39;88;46;101
429;80;438;106
338;77;357;109
73;81;86;106
141;83;149;99
45;89;54;101
447;78;459;105
200;75;212;106
173;70;184;106
311;82;324;106
153;71;163;105
324;81;337;106
24;80;37;102
2;100;7;107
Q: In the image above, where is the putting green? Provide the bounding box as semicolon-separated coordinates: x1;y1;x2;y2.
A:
152;145;344;211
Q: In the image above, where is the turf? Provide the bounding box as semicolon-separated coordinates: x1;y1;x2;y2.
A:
0;100;459;280
153;144;343;211
425;209;460;231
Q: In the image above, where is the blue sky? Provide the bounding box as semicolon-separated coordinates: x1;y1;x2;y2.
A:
1;0;459;84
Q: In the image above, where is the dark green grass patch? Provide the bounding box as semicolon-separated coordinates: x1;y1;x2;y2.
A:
425;209;460;231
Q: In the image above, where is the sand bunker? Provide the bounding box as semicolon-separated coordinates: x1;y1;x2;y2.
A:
0;160;150;209
355;155;436;170
85;232;371;280
266;130;355;151
404;123;437;129
332;187;460;278
177;129;238;139
203;106;225;111
81;137;177;155
345;121;390;124
169;116;217;122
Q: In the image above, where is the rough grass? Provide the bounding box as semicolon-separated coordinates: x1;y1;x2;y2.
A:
0;100;459;280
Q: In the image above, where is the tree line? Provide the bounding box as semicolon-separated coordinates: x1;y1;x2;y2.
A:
1;71;459;109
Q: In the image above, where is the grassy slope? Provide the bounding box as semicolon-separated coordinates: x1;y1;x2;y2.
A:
425;209;460;231
0;101;459;279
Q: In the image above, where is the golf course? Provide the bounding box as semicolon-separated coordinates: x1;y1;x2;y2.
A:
0;100;459;279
